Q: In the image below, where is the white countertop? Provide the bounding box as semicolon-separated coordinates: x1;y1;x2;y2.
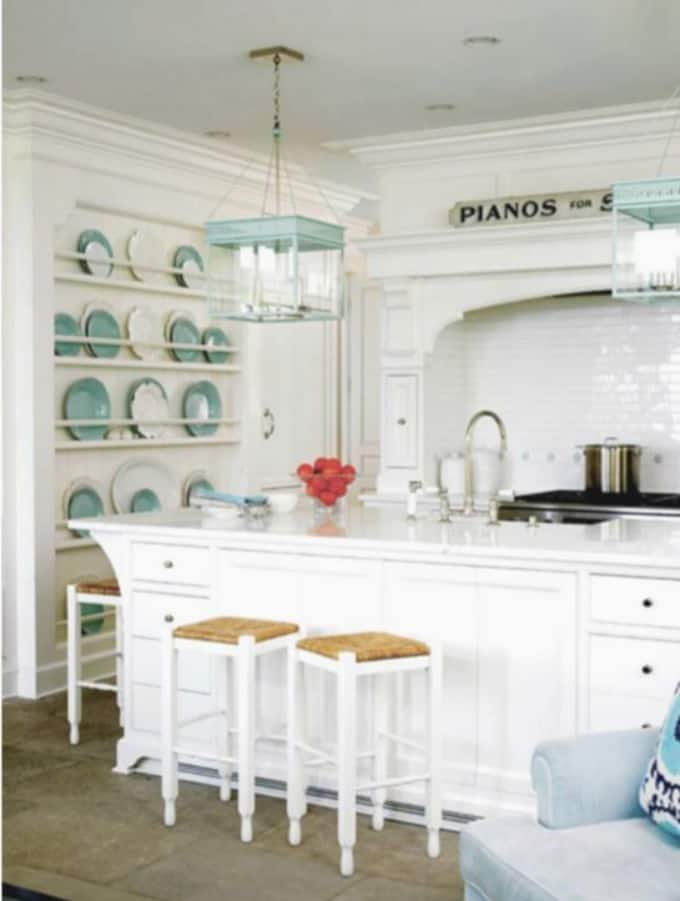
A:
73;503;680;569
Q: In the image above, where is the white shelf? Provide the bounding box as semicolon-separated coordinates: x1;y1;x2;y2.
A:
55;271;208;299
54;357;241;373
56;417;241;427
55;436;241;451
54;335;240;354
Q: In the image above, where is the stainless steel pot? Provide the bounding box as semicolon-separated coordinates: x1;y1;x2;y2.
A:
580;438;641;494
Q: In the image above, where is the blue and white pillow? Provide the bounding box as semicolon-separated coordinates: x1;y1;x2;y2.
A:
640;682;680;840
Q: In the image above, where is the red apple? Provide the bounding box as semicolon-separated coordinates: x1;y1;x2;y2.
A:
297;463;314;483
319;490;337;507
328;476;347;497
313;457;327;472
322;461;341;478
340;464;356;484
309;474;327;494
306;483;319;498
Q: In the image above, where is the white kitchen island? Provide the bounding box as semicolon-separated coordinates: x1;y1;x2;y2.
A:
75;504;680;826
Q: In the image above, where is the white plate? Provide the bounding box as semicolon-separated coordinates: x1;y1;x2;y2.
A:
127;229;164;283
126;307;162;360
128;378;169;439
111;458;177;514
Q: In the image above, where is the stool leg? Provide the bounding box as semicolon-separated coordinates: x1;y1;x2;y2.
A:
161;616;178;827
426;642;443;859
287;637;306;846
216;654;232;802
337;652;357;877
67;586;81;745
237;635;256;843
115;605;124;728
372;673;388;831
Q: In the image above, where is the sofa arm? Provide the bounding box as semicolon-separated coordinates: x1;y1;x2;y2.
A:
531;728;659;830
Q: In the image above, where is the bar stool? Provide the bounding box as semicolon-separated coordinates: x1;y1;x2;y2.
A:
161;615;300;843
287;631;443;877
67;578;123;745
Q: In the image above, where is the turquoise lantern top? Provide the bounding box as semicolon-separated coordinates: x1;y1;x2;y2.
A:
612;177;680;302
206;48;345;322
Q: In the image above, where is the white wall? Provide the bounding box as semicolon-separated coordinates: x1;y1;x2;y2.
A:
347;102;680;495
425;294;680;492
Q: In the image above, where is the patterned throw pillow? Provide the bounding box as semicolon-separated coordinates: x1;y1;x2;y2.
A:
640;682;680;840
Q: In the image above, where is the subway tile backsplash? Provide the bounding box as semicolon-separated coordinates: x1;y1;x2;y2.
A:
424;295;680;493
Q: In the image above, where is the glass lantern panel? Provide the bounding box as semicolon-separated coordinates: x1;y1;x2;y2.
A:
206;215;344;322
613;178;680;302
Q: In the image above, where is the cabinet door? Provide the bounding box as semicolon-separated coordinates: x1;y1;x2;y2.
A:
383;373;418;468
475;568;578;799
383;562;478;789
253;321;334;489
218;549;382;772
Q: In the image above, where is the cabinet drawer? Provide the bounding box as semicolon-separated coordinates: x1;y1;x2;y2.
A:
588;691;668;733
131;636;212;693
589;634;679;700
132;542;210;587
131;591;217;639
590;575;680;629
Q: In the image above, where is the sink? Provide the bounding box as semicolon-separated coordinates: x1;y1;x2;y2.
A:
497;507;613;525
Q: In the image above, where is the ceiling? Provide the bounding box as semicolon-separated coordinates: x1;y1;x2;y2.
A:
4;0;680;195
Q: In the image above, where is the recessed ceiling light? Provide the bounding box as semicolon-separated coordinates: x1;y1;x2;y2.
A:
203;130;232;139
426;103;456;112
462;35;501;47
15;74;47;84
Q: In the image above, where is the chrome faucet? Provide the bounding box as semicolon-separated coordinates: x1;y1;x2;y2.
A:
463;410;508;515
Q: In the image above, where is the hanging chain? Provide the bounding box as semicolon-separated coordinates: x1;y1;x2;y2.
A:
273;52;281;137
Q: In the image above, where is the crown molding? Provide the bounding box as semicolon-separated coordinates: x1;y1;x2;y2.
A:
3;88;376;218
324;100;680;171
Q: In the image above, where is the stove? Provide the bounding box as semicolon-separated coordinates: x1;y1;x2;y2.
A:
498;490;680;525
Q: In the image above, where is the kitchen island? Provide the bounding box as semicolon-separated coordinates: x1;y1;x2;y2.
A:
75;504;680;825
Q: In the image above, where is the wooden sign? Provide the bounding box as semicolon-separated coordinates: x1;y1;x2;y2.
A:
449;188;612;228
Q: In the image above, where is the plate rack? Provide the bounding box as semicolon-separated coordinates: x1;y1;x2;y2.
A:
53;214;247;643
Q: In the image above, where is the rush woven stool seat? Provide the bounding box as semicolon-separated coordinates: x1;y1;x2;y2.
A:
287;630;443;877
67;578;123;745
161;614;300;843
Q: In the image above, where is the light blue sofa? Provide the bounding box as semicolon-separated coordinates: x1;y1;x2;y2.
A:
460;728;679;901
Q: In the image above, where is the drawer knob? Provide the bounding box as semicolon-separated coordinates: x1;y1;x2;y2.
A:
163;560;174;569
164;614;174;624
397;418;407;426
641;664;654;675
641;722;652;729
642;598;654;608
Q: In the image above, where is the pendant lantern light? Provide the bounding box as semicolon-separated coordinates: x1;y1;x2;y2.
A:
612;90;680;302
206;47;345;323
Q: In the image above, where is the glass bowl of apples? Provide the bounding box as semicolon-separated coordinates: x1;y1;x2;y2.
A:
296;457;356;513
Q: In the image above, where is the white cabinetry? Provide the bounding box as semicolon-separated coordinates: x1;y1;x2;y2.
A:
382;373;419;469
586;573;680;733
475;568;577;799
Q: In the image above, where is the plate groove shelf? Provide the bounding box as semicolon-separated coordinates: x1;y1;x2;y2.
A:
55;437;241;451
55;272;208;299
54;357;241;373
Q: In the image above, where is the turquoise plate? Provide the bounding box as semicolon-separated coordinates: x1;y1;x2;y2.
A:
130;488;161;513
77;229;114;278
183;381;222;436
68;486;104;538
54;312;81;357
173;245;204;289
202;326;231;364
188;477;214;504
170;317;201;363
64;377;111;440
85;308;120;358
80;602;105;636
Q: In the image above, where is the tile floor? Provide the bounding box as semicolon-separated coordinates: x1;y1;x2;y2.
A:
3;691;464;900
